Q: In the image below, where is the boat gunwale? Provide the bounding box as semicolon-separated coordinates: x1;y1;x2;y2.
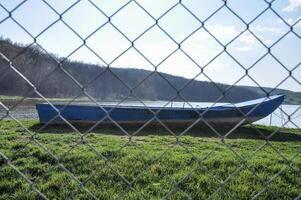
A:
36;95;285;111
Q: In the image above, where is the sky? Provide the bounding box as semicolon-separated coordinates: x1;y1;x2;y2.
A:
0;0;301;91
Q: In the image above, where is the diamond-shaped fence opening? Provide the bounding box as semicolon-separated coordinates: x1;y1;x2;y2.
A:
0;0;300;199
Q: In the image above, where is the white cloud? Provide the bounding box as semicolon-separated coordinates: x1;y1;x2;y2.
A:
287;17;301;27
210;62;230;69
252;25;283;33
237;33;256;45
263;39;274;45
233;32;257;51
208;24;239;41
235;46;253;52
206;24;279;51
205;24;257;52
287;18;294;24
254;34;275;45
282;0;301;12
278;17;301;27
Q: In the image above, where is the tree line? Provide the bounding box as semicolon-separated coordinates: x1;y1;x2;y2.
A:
0;38;270;103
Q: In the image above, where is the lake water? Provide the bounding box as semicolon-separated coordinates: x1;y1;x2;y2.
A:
1;101;300;129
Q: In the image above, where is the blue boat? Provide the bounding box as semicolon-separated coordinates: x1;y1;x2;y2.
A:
36;94;285;127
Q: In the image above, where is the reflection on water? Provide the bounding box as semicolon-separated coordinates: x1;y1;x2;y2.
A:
1;101;300;129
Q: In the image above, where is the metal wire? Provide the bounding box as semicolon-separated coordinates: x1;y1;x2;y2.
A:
0;0;300;199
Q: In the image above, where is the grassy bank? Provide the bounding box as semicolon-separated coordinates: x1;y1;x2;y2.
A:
0;120;300;199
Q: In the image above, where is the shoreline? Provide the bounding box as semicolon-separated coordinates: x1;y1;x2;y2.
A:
1;95;300;106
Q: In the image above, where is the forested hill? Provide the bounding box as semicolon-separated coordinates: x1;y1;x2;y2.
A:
0;38;299;103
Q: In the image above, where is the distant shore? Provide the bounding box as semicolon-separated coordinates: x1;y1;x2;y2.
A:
1;94;300;106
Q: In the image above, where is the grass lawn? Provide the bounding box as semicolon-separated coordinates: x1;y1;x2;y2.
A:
0;120;300;199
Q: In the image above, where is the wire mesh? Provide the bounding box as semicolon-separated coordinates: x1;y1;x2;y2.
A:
0;0;300;199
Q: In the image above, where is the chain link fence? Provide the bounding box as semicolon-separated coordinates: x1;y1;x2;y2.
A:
0;0;300;199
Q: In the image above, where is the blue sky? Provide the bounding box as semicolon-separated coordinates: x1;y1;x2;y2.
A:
0;0;301;91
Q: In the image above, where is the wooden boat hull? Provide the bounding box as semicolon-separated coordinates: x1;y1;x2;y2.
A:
36;95;285;127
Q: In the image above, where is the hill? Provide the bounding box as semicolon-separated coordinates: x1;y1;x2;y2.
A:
0;38;300;104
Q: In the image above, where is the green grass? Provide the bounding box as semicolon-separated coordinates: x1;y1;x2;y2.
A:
0;120;300;199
